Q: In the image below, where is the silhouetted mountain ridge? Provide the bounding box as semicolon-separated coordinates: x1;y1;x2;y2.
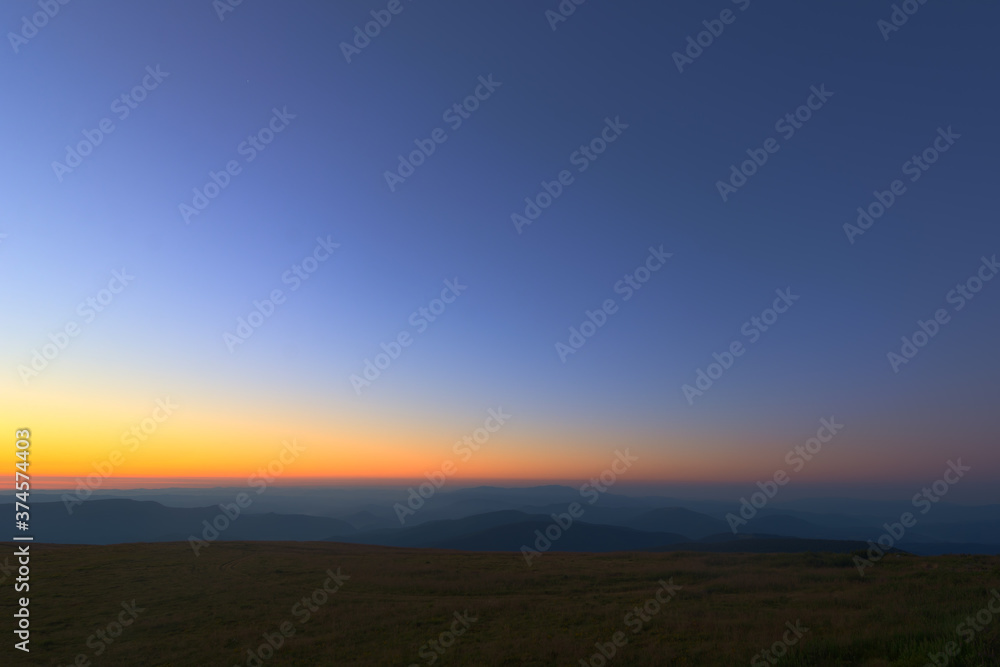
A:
5;496;997;554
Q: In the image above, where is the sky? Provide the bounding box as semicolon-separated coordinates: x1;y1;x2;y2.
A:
2;0;998;500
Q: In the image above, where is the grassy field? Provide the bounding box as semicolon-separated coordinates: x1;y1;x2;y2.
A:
0;541;998;666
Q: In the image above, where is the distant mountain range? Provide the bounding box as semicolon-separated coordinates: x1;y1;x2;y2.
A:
5;484;999;555
4;499;356;544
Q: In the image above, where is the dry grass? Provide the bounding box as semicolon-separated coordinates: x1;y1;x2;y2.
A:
1;541;998;666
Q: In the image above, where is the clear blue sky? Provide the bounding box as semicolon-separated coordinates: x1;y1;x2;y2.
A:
2;1;998;497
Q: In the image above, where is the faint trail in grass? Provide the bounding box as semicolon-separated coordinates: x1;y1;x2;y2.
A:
217;551;253;577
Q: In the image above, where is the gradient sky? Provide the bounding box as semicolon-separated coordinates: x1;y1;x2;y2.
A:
2;1;998;499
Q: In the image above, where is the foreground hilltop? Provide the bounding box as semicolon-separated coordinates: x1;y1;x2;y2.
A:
0;541;996;665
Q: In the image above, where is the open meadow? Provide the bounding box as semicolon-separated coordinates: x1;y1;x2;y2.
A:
1;542;997;666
